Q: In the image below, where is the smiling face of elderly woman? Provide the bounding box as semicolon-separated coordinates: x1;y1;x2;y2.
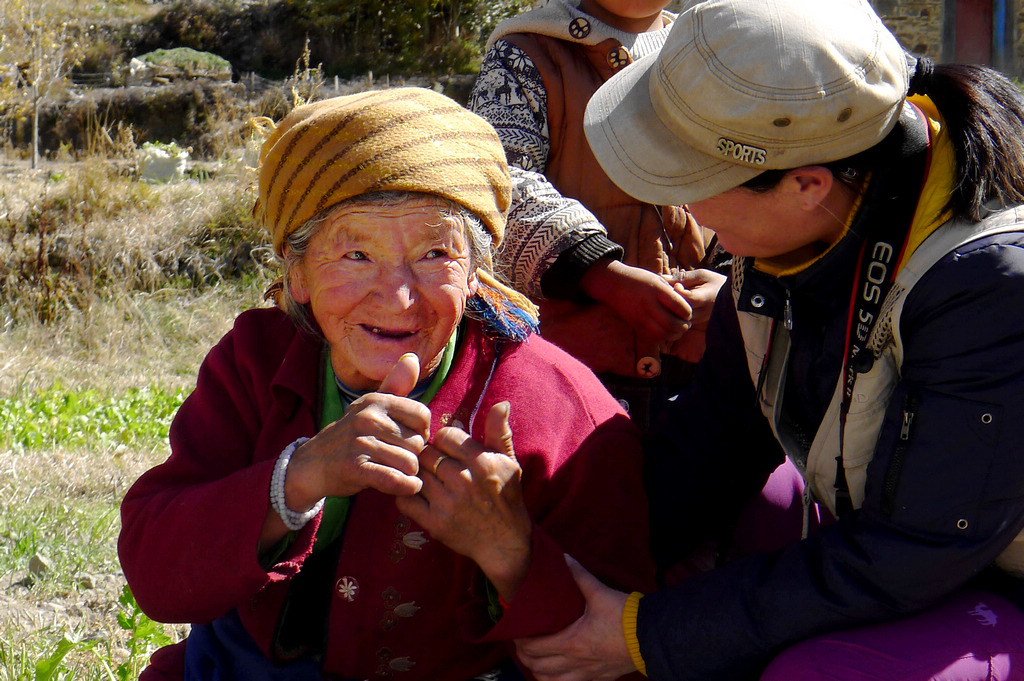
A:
285;192;485;391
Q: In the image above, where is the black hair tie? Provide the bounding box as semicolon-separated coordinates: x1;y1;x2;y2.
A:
908;56;935;96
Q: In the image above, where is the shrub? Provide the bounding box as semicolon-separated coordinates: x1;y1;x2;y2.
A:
138;46;231;74
0;159;272;326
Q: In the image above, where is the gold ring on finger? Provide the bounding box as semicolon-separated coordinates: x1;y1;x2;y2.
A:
432;455;449;475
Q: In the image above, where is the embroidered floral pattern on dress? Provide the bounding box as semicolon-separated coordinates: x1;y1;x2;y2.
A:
382;586;400;610
393;602;421;617
380;586;421;631
402;531;428;549
389;657;414;672
389;516;428;563
375;647;415;678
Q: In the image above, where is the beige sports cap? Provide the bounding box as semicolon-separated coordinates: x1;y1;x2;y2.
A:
584;0;912;206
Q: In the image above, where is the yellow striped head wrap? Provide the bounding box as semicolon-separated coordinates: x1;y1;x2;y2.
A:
252;87;538;320
254;87;510;258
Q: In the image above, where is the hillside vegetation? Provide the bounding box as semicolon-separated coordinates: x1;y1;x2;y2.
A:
1;0;532;155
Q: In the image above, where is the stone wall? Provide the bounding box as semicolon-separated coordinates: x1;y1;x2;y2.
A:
870;0;945;58
667;0;1022;77
870;0;1023;77
1017;4;1024;73
664;1;946;60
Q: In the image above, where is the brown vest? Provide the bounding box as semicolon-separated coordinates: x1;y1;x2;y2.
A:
504;32;714;377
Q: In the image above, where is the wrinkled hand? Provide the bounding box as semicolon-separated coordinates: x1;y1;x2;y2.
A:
515;555;635;681
580;259;692;344
397;401;533;600
286;353;431;508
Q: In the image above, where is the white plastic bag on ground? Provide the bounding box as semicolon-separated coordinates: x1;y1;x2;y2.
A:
139;143;188;182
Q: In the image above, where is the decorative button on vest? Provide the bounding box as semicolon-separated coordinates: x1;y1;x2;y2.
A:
568;17;591;39
607;46;630;69
336;575;360;602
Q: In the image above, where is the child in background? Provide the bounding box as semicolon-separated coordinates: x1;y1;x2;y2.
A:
470;0;727;431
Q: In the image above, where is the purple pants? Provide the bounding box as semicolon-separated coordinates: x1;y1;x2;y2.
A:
724;461;1024;681
761;589;1024;681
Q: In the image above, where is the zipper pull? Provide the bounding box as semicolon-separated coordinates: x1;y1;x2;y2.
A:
783;294;793;330
899;403;916;440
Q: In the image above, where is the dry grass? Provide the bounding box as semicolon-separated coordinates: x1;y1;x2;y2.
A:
0;140;275;678
0;274;271;395
0;151;278;390
1;156;271;313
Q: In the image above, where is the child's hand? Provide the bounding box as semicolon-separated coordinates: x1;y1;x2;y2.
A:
580;259;692;344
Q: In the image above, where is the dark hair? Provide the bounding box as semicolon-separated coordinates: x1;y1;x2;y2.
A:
740;158;869;195
741;61;1024;223
926;63;1024;221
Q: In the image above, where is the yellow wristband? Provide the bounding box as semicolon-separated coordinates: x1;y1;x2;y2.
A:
622;591;648;676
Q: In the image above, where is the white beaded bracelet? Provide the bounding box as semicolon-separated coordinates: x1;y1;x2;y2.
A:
270;437;324;531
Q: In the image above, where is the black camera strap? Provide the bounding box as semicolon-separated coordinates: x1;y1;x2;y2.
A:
833;103;931;516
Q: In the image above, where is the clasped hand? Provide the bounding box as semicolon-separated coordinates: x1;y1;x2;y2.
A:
286;352;532;599
397;399;532;600
283;353;431;506
580;259;693;344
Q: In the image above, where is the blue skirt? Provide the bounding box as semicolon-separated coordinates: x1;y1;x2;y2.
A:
182;610;526;681
183;610;323;681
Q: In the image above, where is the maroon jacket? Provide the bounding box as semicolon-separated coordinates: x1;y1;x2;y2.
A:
119;307;654;680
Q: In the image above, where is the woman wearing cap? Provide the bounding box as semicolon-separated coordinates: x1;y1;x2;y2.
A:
514;0;1024;679
118;88;654;681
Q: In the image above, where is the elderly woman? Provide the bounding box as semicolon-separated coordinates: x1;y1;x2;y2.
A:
118;88;653;681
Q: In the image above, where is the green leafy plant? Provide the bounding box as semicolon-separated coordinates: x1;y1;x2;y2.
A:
138;46;231;73
22;586;173;681
34;635;96;681
0;383;188;451
115;585;173;681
